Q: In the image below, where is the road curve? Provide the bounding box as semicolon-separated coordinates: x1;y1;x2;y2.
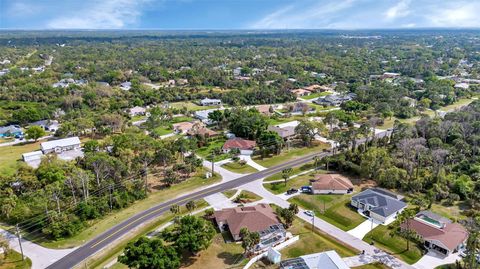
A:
47;150;331;269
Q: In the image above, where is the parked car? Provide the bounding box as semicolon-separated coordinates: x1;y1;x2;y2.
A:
304;210;314;217
286;188;298;195
300;186;312;193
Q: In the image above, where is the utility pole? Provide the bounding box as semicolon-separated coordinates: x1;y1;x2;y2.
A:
210;151;215;175
15;224;24;261
109;185;113;211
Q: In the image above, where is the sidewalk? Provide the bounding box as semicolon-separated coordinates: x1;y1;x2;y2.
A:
239;155;267;171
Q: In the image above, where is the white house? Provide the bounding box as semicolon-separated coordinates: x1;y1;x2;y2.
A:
222;138;256;155
311;174;354;194
41;137;81;154
200;98;222;106
22;151;44;168
128;106;147;117
120;81;132;91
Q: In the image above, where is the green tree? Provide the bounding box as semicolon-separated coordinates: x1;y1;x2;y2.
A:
394;208;418;251
185;200;196;213
25;126;46;141
119;236;180;269
282;168;293;186
163;215;215;254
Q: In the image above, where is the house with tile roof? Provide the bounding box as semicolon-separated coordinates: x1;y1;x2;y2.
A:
401;211;468;256
213;204;282;241
351;188;406;224
280;250;349;269
311;174;354;194
222;137;256;155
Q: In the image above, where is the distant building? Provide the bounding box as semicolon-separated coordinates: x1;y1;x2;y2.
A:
383;72;401;79
120;81;132;91
128;106;147;117
255;104;274;116
187;125;218;138
401;211;468;256
30;120;60;133
200;98;222;106
172;122;195;135
233;67;242;76
454;83;469;90
194;108;224;124
351;188;406;224
313;93;356;106
311;174;354;194
52;78;87;88
268;121;299;140
0;125;23;138
290;88;312;97
41;137;81;154
222;137;256;155
22;151;43;168
280;250;349;269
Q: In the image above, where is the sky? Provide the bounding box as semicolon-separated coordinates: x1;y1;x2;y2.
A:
1;0;480;30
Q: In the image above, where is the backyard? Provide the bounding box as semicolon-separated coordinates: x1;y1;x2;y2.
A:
363;225;423;264
0;141;41;176
290;193;365;231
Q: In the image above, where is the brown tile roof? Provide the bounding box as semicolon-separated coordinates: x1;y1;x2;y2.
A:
222;138;256;151
172;122;195;133
290;88;312;96
255;105;273;115
187;126;218;137
401;218;468;251
214;204;280;237
267;125;296;138
304;84;321;91
312;174;354;191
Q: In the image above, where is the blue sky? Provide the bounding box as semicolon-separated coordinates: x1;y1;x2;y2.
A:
1;0;480;30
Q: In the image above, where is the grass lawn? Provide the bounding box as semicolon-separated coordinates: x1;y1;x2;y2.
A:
363;225;423;264
301;92;331;100
170;102;217;112
430;202;467;221
130;115;145;122
221;162;258;174
170;116;195;124
291;194;365;231
152;126;173;136
196;139;230;162
36;169;221;249
264;172;317;194
252;142;330;168
0;250;32;269
440;97;476;112
233;190;262;204
222;189;238;199
88;201;209;269
0;141;41;176
181;232;245;269
352;263;390;269
280;218;358;259
263;162;315;182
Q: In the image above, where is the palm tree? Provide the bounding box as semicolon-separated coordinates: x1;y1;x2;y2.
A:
394;208;418;251
186;200;196;214
282;168;293;186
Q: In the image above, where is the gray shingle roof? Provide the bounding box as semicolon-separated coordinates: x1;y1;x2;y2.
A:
352;188;406;218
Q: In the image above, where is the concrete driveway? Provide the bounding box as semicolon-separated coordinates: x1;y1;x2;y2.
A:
347;218;379;239
413;251;461;269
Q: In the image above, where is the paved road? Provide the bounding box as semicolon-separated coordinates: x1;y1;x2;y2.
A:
47;150;332;269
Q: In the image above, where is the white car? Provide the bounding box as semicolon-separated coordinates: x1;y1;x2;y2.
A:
304;210;314;217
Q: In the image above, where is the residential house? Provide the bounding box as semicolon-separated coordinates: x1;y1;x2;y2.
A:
41;136;81;154
187;124;218;138
280;250;349;269
289;102;314;114
401;211;468;256
268;121;299;140
303;84;321;92
290;88;311;97
22;151;43;168
172;121;196;135
255;104;274;116
233;67;242;76
200;98;222;106
214;204;285;251
351;188;406;224
454;83;469;90
313;93;356;106
120;81;132;91
177;79;188;85
52;78;87;88
311;174;354;194
222;137;256;155
128;106;147;117
194;108;223;124
0;125;23;138
382;72;401;79
30;120;60;133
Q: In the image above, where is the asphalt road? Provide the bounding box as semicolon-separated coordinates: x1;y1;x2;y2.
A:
48;130;392;269
47;150;332;269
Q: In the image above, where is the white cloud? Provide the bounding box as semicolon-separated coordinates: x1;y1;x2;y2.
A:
425;1;480;28
250;0;357;29
384;0;411;20
47;0;151;29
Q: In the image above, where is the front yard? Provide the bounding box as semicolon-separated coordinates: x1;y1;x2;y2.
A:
221;161;258;174
363;225;423;264
252;142;329;168
290;193;365;231
263;172;316;195
196;138;231;162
